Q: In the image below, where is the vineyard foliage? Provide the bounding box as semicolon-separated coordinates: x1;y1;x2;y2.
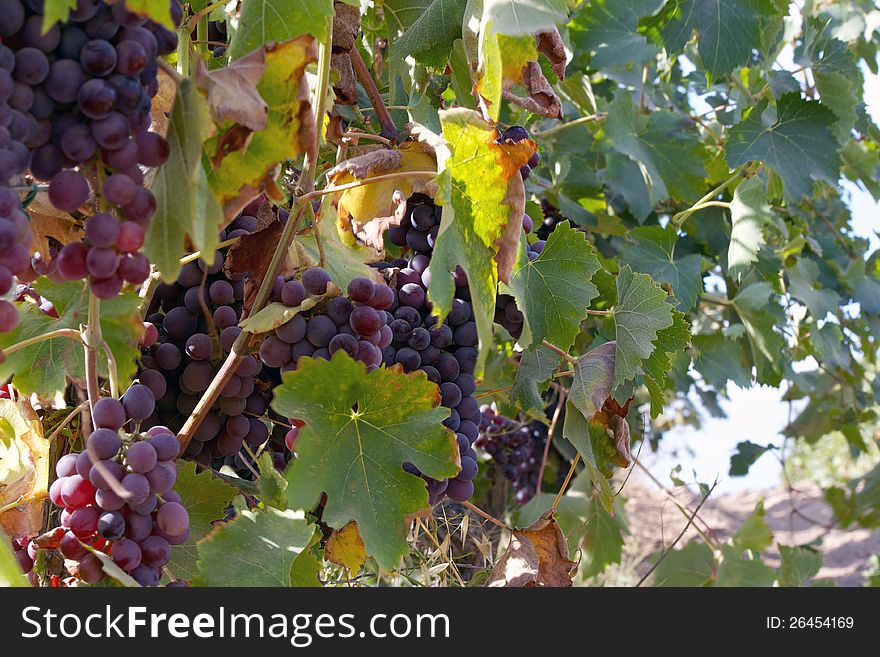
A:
0;0;879;587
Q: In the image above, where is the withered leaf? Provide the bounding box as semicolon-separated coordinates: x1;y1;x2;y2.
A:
350;190;406;251
328;149;403;181
486;511;576;587
324;521;367;575
224;220;297;311
25;203;82;259
195;50;268;132
331;52;358;105
503;62;563;119
537;28;567;80
332;1;361;52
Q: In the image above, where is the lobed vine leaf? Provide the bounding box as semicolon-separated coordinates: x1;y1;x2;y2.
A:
227;0;334;61
620;226;703;310
193;507;316;587
728;176;771;282
726;93;841;203
612;265;675;389
505;221;601;352
0;280;141;404
272;354;459;570
510;344;561;416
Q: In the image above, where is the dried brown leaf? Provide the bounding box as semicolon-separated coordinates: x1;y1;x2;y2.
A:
328;149;403;181
195;49;268;132
0;399;49;540
331;52;358;105
150;66;177;137
537;28;567;80
494;170;526;283
25;203;82;258
502;62;563;119
486;511;575;587
332;1;361;52
224;219;298;311
325;521;367;575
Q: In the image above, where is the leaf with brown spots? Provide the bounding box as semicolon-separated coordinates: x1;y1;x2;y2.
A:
195;49;268;132
486;511;576;587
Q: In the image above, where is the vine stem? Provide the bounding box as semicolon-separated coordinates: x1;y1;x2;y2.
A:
550;453;581;512
531;113;607;138
474;368;575;400
45;401;90;445
635;479;718;587
299;170;437;203
699;292;733;307
541;340;576;364
186;0;226;33
176;16;334;453
460;501;511;531
671;166;748;229
535;392;566;493
156;57;183;85
632;456;718;549
2;328;83;357
83;295;102;411
349;47;398;140
180;237;240;265
341;131;393;145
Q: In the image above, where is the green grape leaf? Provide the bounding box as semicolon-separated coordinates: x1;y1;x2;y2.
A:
660;0;781;78
788;259;841;320
844;259;880;315
570;0;665;68
510;345;562;416
797;19;862;142
0;528;26;587
237;298;321;334
811;323;850;369
428;108;529;376
726;94;840;203
612;265;675;389
602;95;708;210
273;354;459;570
728;176;771;281
604;153;653;222
256;452;288;508
569;342;616;421
0;279;141;403
715;546;777;586
168;462;239;581
581;493;627;578
692;333;751;388
732;281;785;386
193;508;315;586
732;500;773;552
562;402;615;514
729;441;773;476
42;0;77;30
482;0;575;36
505;220;601;352
620;226;702;310
388;0;467;69
227;0;334;60
207;38;317;210
777;545;823;587
651;540;714;587
147;77;222;283
643;309;691;417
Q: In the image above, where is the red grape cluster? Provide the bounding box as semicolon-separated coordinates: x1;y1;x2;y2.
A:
495;236;543;340
138;217;274;472
0;0;181;301
475;405;546;504
46;396;188;586
386;193;441;256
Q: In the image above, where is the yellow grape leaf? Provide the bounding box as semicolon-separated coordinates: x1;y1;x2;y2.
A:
328;142;437;222
325;522;367;575
206;37;317;216
0;399;49;540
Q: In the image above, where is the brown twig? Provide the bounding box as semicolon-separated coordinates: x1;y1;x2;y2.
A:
349;47;398;141
636;479;718;587
536;392;566;493
461;500;511;531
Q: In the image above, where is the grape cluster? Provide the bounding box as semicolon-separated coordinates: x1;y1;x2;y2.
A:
386;193;441;257
46;396;188;587
206;18;227;60
475;405;546;504
11;534;35;580
497;125;540;180
494;238;542;340
138;217;273;470
0;0;181;301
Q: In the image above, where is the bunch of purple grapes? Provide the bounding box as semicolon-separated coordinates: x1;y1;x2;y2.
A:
475;405;546;504
386;193;441;257
0;187;32;332
46;395;189;587
497;125;540;180
138;217;273;471
494;235;543;340
0;0;181;300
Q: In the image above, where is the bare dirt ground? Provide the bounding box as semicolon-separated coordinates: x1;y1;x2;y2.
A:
623;484;879;586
